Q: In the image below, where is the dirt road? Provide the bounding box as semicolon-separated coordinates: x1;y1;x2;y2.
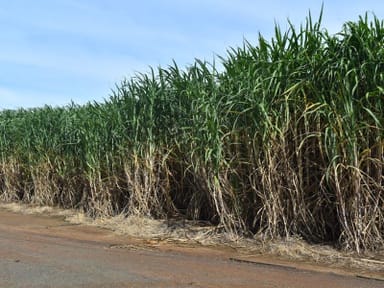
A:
0;209;383;288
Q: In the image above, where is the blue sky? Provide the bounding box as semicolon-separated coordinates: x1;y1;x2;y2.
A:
1;0;383;109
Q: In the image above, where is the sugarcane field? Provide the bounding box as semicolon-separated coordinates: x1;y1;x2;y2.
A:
0;6;383;287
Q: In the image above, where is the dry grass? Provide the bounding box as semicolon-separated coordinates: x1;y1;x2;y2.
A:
0;202;218;243
247;237;384;273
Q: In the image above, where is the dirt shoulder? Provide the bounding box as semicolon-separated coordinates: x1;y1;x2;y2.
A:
0;204;383;287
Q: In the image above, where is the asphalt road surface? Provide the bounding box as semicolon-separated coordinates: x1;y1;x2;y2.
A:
0;209;383;288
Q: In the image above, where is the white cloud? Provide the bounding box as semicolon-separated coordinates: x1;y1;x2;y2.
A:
1;0;384;110
0;87;67;109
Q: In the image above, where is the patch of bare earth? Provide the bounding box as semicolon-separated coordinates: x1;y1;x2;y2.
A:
1;201;383;282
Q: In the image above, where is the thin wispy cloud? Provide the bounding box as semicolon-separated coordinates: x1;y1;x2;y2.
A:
0;86;74;109
0;0;383;109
